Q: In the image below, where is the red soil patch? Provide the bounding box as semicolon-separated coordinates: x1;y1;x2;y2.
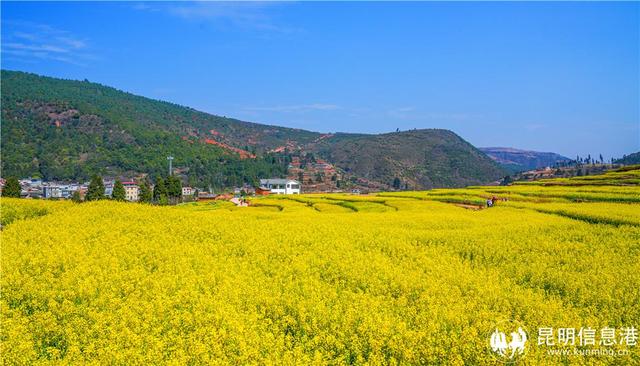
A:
204;139;256;159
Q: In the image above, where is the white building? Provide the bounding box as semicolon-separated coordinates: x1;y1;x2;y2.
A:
61;184;82;199
122;182;139;202
104;181;114;197
259;179;301;195
43;185;62;198
182;186;194;197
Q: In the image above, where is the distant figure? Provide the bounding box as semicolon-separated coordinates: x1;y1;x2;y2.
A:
486;198;493;208
491;196;498;206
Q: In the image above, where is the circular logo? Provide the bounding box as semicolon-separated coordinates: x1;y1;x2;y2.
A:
487;319;529;363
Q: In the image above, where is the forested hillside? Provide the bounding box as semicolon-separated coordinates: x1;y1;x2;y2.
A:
315;130;505;189
1;71;304;187
1;70;506;189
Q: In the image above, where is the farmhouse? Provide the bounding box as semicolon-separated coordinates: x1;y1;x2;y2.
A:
43;184;62;199
259;179;301;195
182;186;194;197
122;182;139;202
255;186;271;196
197;192;217;201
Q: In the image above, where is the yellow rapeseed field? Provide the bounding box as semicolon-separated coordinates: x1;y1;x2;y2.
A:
1;170;639;365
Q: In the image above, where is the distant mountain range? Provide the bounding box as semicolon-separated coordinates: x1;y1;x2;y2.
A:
1;70;506;190
479;147;571;173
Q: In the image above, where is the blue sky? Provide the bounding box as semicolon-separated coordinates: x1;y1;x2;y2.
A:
2;1;638;159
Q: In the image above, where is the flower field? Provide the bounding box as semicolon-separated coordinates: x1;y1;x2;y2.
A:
1;168;639;365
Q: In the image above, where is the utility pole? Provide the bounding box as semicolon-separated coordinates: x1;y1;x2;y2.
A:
167;156;174;176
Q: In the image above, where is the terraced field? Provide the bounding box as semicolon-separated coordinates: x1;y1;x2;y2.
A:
1;166;638;365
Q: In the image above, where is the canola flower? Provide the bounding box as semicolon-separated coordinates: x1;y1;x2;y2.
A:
1;173;639;365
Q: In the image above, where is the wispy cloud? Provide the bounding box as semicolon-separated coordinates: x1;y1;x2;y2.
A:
2;21;95;66
133;2;297;33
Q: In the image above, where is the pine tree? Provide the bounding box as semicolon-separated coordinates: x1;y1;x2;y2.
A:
392;177;401;189
2;177;21;198
166;176;182;199
153;177;168;204
112;180;126;201
138;181;152;203
85;175;105;201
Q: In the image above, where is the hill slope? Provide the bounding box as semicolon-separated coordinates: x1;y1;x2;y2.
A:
1;70;505;189
614;152;640;165
316;130;505;189
480;147;571;173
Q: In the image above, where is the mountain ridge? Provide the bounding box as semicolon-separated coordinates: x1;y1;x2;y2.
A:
480;147;571;173
1;70;506;190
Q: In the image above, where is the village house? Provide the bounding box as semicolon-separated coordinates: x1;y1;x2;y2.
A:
41;182;83;199
255;186;271;196
182;186;194;197
43;184;63;199
18;178;43;198
122;181;139;202
104;181;114;197
259;179;301;195
197;192;217;201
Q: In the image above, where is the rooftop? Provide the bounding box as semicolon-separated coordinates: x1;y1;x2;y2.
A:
259;179;300;185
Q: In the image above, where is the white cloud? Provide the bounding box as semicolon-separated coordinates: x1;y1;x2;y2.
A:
1;21;95;66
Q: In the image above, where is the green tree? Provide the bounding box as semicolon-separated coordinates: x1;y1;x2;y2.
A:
85;175;105;201
392;177;401;189
138;180;152;203
71;190;82;203
112;180;126;201
166;176;182;200
153;177;168;204
2;177;21;198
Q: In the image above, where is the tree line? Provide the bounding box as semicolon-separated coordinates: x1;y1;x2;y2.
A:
84;175;185;205
3;174;188;205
